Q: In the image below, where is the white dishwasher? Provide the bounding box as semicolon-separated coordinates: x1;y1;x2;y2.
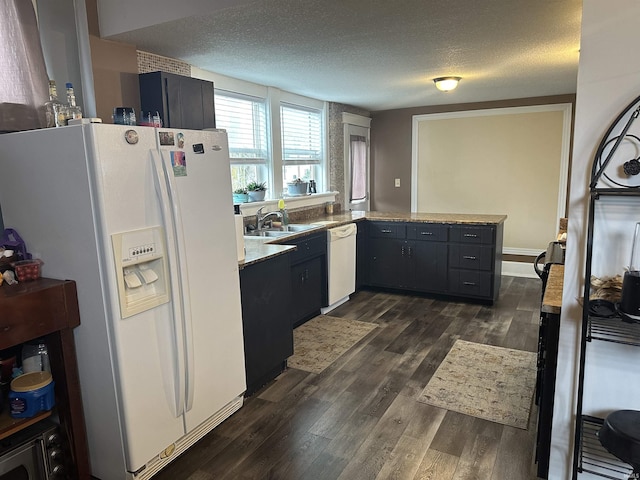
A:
321;223;357;314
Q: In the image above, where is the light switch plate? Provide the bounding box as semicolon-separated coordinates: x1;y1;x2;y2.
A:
394;178;401;187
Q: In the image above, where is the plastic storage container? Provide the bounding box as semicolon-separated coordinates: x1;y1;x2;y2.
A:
11;259;43;281
9;371;55;418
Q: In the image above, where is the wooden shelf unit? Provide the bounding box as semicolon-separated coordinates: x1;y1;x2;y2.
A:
0;278;90;479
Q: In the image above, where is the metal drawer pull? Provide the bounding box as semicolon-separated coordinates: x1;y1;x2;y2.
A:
463;281;477;286
420;231;433;235
463;233;478;238
462;255;477;260
381;229;392;233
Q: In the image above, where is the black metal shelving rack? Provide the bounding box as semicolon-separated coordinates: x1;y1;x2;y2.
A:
572;95;640;480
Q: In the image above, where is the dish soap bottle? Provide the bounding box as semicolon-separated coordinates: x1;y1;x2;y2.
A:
278;199;289;226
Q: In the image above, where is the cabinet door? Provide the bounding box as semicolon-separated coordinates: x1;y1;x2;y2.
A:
164;74;183;128
368;237;404;288
291;257;323;327
412;241;448;292
239;255;293;392
179;75;216;130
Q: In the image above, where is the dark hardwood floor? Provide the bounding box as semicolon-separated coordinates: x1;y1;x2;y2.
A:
153;276;543;480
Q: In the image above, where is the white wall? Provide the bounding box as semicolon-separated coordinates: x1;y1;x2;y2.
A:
96;0;254;37
550;2;640;478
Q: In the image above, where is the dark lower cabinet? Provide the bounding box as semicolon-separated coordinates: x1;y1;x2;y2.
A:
448;223;503;302
368;237;406;288
412;241;448;292
368;222;448;293
280;232;327;327
291;257;323;324
239;254;293;396
364;220;502;303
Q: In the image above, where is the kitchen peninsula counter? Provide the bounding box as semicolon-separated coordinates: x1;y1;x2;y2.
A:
240;211;507;267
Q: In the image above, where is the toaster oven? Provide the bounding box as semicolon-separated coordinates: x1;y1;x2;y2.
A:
0;420;66;480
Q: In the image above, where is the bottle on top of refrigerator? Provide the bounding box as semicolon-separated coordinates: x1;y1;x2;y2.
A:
44;80;67;128
65;83;82;123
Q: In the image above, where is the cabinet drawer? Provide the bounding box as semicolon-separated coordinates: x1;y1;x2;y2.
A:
448;244;493;271
450;225;495;244
369;222;404;238
407;223;448;242
287;232;327;264
448;270;492;298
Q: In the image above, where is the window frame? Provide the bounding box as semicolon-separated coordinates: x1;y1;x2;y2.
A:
214;89;271;193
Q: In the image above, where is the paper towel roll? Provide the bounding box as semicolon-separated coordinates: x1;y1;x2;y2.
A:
235;214;245;262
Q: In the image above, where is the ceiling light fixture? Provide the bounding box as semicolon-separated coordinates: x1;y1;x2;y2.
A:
433;76;461;92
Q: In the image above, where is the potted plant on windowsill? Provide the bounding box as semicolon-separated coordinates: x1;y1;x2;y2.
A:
246;181;267;202
287;178;309;196
232;188;248;204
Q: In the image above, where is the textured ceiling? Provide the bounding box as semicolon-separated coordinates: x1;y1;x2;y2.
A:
104;0;582;112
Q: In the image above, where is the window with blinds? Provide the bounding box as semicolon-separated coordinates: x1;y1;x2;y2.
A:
280;103;323;165
214;91;269;165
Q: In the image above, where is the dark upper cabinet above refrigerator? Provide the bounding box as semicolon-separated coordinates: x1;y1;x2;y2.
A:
139;71;216;130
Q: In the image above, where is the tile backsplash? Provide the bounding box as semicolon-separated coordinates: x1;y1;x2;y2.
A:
137;51;191;75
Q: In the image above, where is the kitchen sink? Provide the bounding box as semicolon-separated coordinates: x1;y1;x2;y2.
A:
244;230;291;238
276;224;318;232
244;224;319;238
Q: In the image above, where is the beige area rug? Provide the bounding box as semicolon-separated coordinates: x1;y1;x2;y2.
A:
288;315;377;374
417;340;537;429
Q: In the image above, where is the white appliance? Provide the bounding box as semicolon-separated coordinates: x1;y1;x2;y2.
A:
0;124;247;479
321;223;357;314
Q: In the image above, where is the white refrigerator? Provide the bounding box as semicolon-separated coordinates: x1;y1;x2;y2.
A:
0;123;247;479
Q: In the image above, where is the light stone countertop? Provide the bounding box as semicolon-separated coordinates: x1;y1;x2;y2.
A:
239;210;508;268
542;264;564;314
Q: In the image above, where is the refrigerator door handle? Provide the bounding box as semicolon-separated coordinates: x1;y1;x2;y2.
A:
151;150;190;417
156;150;197;413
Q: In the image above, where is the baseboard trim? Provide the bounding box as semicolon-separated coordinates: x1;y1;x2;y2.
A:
502;260;538;279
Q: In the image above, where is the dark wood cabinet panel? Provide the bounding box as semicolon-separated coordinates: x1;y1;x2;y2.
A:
279;232;327;327
239;254;293;395
356;221;368;289
368;237;405;288
448;244;494;271
412;241;448;292
139;71;215;130
291;257;323;325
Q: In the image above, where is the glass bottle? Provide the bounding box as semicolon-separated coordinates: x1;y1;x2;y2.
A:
44;80;67;128
65;82;82;123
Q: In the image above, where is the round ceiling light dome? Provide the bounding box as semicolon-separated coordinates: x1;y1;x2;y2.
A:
433;76;462;92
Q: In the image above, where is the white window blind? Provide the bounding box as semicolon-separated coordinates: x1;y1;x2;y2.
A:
281;103;323;165
214;91;268;165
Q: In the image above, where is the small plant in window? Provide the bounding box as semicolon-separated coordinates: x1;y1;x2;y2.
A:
246;181;267;192
286;177;309;195
232;188;249;203
246;182;267;202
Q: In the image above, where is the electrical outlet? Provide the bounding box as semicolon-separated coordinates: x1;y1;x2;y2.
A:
394;178;401;187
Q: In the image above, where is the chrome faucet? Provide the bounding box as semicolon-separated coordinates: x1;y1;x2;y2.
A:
256;207;283;231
